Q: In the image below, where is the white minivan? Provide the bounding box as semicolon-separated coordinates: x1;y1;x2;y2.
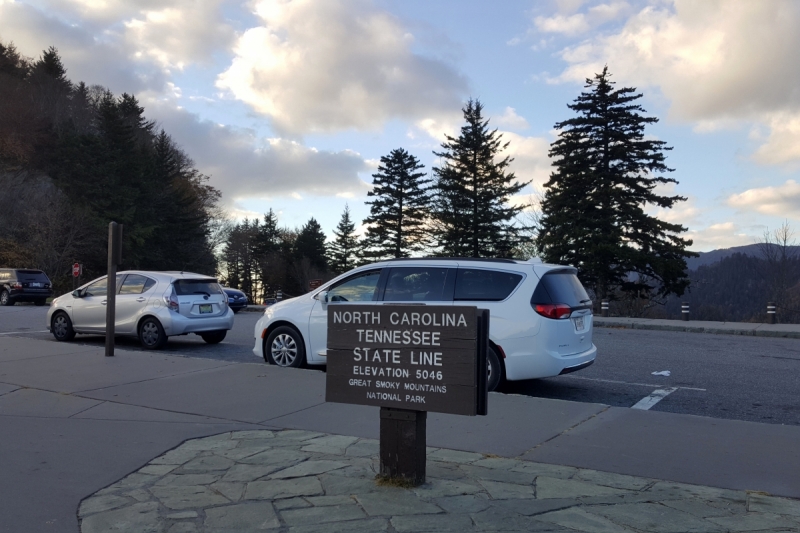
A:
253;258;596;391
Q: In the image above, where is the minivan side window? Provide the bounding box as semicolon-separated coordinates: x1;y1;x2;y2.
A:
328;270;382;302
383;267;452;302
454;269;523;301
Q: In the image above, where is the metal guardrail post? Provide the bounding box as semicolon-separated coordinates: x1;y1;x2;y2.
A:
601;300;609;317
681;302;690;321
767;302;776;324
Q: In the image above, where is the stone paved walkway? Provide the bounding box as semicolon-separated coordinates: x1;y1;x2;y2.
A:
78;430;800;533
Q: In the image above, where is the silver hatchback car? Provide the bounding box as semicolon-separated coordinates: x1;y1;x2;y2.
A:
47;271;234;349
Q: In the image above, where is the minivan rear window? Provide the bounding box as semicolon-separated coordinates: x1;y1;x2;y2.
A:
531;271;590;307
454;269;523;301
173;279;222;296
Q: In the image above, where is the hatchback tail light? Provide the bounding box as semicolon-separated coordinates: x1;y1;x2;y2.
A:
164;289;179;312
533;303;573;319
11;282;22;289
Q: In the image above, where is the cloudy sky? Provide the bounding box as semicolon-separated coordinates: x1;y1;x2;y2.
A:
2;0;799;251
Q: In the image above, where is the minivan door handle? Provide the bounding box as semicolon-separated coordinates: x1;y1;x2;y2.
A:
136;297;146;302
101;300;107;305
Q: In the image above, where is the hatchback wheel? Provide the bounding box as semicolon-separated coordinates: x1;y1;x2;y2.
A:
266;326;305;368
138;317;167;349
201;330;227;344
487;347;504;392
51;312;76;342
0;290;13;306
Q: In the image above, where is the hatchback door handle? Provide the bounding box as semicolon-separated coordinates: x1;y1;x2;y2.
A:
136;297;146;302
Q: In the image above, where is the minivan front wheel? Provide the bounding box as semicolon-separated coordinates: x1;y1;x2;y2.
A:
487;347;503;392
266;326;305;368
138;317;167;349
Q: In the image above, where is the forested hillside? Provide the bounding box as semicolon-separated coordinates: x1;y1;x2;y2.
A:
0;43;223;293
660;252;800;323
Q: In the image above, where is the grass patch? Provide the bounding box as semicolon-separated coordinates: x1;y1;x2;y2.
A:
375;474;416;489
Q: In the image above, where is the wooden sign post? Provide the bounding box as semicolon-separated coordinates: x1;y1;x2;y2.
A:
326;304;488;485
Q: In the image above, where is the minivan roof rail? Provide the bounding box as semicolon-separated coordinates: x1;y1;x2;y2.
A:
376;257;519;264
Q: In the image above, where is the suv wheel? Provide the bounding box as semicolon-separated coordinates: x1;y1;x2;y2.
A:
51;312;76;342
265;326;305;368
35;299;47;306
201;330;227;344
0;289;13;306
138;317;167;350
487;347;504;392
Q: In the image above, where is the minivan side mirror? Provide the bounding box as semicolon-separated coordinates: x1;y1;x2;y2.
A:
72;290;82;298
319;290;329;309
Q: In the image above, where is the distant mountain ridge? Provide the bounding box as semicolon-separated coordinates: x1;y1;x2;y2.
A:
686;243;800;271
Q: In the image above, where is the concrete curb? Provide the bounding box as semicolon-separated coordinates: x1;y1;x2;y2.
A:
594;317;800;339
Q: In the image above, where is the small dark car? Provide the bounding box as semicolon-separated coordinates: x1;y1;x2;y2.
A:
223;288;248;313
0;268;54;306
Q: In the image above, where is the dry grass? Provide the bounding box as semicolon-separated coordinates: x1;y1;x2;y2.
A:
375;474;416;489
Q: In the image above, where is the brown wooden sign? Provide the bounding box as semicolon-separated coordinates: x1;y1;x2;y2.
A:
325;304;486;416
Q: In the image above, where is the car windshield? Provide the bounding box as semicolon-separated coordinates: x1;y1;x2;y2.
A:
173;279;222;296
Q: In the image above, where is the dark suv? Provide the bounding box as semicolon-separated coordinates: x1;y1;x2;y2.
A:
0;269;54;306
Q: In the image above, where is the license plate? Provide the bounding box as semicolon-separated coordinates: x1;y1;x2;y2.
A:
574;315;584;331
31;282;42;288
199;304;213;314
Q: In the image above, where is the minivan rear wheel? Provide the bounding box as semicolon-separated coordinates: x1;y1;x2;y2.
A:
487;347;503;392
266;326;305;368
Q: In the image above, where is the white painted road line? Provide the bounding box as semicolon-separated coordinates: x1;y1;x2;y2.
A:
562;375;706;392
631;387;679;410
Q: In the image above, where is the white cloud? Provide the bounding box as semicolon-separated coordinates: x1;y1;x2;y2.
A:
123;0;235;70
144;100;371;207
534;2;631;36
547;0;800;164
494;107;529;132
727;180;800;219
216;0;468;136
501;132;552;190
686;222;753;252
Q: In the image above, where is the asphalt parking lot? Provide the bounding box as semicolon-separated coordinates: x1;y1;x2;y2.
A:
3;303;799;426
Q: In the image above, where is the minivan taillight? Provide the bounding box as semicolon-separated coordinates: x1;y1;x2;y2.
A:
534;303;572;319
164;290;179;312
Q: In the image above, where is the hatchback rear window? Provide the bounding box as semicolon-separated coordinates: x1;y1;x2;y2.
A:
531;271;590;307
15;270;49;282
173;279;222;296
454;269;523;301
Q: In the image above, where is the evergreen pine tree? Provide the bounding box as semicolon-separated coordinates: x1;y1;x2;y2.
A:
294;218;328;272
536;66;696;299
329;204;359;273
431;98;528;258
362;148;430;260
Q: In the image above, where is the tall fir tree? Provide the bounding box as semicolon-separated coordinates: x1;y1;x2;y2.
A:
328;204;359;274
536;66;696;299
431;99;528;258
294;217;328;272
362;148;430;260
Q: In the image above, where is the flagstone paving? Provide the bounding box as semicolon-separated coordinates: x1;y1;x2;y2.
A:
79;429;800;533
